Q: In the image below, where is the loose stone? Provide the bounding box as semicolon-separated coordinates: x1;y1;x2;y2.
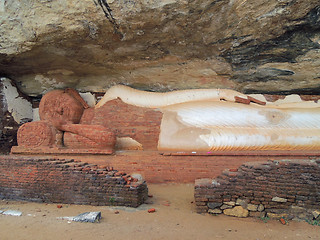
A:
2;210;22;216
72;212;101;223
148;208;156;213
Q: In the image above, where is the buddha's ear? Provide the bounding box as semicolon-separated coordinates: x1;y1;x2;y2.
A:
64;88;89;109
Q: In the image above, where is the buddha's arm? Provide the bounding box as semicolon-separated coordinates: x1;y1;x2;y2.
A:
95;85;249;108
60;124;112;143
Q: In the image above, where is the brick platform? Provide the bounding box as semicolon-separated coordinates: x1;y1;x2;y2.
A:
15;151;320;183
0;156;148;207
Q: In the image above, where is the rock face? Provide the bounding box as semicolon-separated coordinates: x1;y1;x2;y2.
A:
0;0;319;96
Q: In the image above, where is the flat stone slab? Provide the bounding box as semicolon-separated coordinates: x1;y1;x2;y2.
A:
59;212;101;223
73;212;101;223
2;210;22;216
272;197;288;203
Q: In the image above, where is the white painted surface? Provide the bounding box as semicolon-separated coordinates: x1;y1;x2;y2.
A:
32;108;40;121
1;78;33;124
96;85;320;151
159;101;320;151
96;85;247;108
79;92;96;107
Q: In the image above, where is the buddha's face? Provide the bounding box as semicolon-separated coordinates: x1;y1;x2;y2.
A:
39;90;84;124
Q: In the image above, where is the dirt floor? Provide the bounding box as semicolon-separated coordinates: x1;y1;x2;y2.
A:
0;184;319;240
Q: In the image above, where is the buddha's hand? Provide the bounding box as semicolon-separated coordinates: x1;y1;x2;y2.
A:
218;89;248;102
50;118;68;131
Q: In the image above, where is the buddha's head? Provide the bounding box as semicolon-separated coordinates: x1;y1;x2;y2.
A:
39;89;88;125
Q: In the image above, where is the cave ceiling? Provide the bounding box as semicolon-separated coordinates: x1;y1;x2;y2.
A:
0;0;320;96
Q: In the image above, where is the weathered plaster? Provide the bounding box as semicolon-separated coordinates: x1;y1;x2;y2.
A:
1;78;33;124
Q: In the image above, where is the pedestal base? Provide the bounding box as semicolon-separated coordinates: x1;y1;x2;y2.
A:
11;146;113;155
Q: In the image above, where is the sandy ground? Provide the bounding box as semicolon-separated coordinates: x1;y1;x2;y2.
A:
0;184;319;240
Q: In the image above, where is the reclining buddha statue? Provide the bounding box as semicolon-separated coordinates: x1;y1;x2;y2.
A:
14;85;320;153
96;85;320;152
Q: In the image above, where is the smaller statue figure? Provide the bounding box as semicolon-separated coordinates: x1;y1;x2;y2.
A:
16;88;115;152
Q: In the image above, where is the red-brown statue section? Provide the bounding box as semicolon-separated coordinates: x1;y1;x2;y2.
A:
13;88;162;154
80;99;163;150
15;89;116;154
17;121;59;147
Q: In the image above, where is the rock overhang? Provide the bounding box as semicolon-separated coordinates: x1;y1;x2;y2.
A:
0;0;319;96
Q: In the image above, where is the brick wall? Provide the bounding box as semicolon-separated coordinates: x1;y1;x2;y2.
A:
80;99;162;150
195;159;320;220
0;156;148;207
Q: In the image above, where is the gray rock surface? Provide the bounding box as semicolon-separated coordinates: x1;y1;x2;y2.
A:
59;211;102;223
207;202;223;209
72;211;101;223
0;0;319;96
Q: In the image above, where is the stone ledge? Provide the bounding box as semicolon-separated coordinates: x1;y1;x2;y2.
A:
11;146;113;155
